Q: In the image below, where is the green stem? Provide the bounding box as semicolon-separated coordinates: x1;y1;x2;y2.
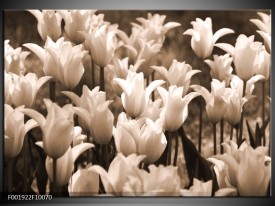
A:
167;132;173;165
100;66;105;91
238;80;246;146
7;159;13;193
220;119;224;154
152;72;155;101
103;144;109;170
213;123;217;155
49;81;56;102
262;81;266;146
173;131;179;166
198;104;203;153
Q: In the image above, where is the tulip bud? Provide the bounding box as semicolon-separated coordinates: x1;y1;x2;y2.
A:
28;10;62;41
183;17;234;59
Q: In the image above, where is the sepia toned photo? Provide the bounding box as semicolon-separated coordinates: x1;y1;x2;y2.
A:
3;10;271;197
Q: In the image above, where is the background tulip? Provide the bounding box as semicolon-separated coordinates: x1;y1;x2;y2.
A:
28;10;62;41
183;17;234;59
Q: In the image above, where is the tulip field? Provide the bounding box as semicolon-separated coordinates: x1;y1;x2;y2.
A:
4;10;271;196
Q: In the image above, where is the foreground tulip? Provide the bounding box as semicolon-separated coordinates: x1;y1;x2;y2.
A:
255;46;271;80
4;104;38;159
28;10;62;41
183;17;234;59
45;143;94;187
63;86;114;145
91;153;145;195
22;99;74;159
191;79;230;124
122;164;181;196
68;167;99;196
10;72;51;108
82;24;116;68
58;10;97;44
114;71;165;118
24;37;88;89
157;85;200;131
4;71;13;105
4;40;29;75
214;141;271;196
152;59;200;94
204;54;233;86
215;34;262;81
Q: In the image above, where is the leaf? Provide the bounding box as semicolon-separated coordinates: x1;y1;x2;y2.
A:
178;126;213;188
246;120;256;149
255;122;261;147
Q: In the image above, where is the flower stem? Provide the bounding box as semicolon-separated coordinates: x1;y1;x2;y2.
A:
198;103;203;153
152;71;155;101
92;60;95;89
230;125;234;141
173;131;179;166
262;81;266;146
49;81;56;102
100;66;105;91
7;159;13;193
220;119;224;154
167;132;173;165
52;158;57;195
238;80;246;146
102;144;109;170
213;123;217;155
23;136;28;192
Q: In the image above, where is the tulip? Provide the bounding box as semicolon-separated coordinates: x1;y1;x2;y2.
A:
122;164;181;196
22;99;74;159
191;79;230;124
24;37;88;89
82;24;116;68
4;104;38;159
139;118;167;163
10;72;51;108
28;10;62;41
4;40;29;75
215;141;270;196
204;54;233;86
180;179;212;196
125;39;162;77
140;99;162;121
183;17;234;59
58;10;97;44
152;59;200;94
255;46;271;80
68;167;99;196
108;57;145;96
157;85;200;131
45;143;94;187
215;34;262;81
113;71;165;118
250;12;271;34
72;126;87;147
91;153;145;195
64;86;114;145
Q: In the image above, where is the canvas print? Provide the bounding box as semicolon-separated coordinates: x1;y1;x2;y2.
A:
4;10;271;197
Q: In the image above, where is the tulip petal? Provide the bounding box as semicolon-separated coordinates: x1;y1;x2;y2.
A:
35;141;43;149
215;188;237;196
71;143;94;163
21;108;46;133
183;28;194;36
130;59;146;72
123;45;138;59
113;78;131;96
145;80;165;103
25;119;39;134
190;85;210;102
163;22;181;33
214;43;235;56
23;43;45;64
90;165;115;194
37;76;52;91
257;31;271;52
250;19;268;33
213;28;234;44
151;66;168;81
61;91;81;106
